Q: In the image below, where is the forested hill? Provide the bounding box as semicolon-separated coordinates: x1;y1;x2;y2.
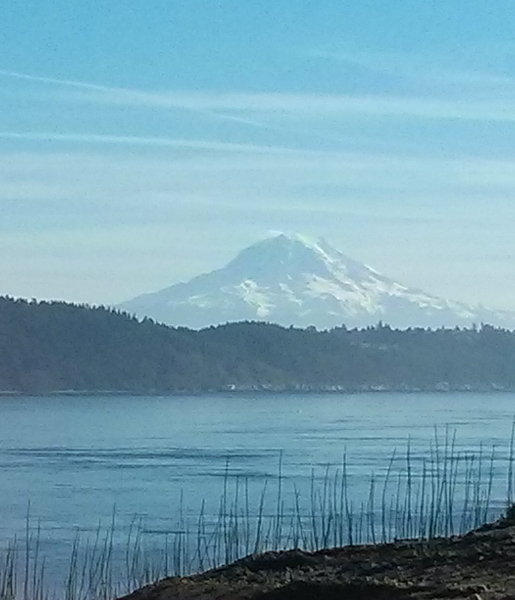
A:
1;296;515;394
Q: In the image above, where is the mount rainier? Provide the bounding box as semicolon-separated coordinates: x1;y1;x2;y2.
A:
118;234;515;330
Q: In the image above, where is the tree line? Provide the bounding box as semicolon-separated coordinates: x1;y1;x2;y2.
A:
1;296;514;393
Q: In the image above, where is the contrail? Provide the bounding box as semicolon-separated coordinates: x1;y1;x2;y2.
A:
0;68;269;129
0;68;359;144
0;131;317;155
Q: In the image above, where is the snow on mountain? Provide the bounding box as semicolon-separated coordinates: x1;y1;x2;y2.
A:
117;234;515;330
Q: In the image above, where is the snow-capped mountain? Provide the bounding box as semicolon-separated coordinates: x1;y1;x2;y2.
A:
118;234;515;330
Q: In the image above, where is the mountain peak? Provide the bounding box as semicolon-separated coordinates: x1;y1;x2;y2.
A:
224;233;361;287
237;233;326;256
257;233;336;256
118;236;515;330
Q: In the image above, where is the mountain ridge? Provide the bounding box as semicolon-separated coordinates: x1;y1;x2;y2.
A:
118;234;515;330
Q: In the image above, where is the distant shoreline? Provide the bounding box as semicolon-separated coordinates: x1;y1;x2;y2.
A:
1;385;514;397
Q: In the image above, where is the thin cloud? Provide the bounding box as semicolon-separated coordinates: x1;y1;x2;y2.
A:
3;68;515;123
303;47;515;88
53;86;515;122
0;131;311;155
0;69;270;130
2;145;515;207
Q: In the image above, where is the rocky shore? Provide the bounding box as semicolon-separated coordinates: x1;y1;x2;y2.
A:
119;515;515;600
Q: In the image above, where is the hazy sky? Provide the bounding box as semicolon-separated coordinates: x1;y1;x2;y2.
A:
2;1;515;308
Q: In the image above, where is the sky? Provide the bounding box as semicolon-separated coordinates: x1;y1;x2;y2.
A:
2;0;515;309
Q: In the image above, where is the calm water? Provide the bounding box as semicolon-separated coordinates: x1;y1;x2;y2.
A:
1;392;515;584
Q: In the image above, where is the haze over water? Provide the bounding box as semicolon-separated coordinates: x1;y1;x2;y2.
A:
1;392;514;585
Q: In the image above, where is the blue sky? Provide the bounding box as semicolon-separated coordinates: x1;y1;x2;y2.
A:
2;0;515;308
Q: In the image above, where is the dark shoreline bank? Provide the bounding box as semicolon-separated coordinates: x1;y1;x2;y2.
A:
118;515;515;600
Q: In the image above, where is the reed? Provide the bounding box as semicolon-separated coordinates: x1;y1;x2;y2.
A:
2;427;515;600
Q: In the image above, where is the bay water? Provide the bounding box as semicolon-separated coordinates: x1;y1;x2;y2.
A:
1;392;514;591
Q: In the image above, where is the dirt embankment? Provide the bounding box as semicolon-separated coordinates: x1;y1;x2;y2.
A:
118;517;515;600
